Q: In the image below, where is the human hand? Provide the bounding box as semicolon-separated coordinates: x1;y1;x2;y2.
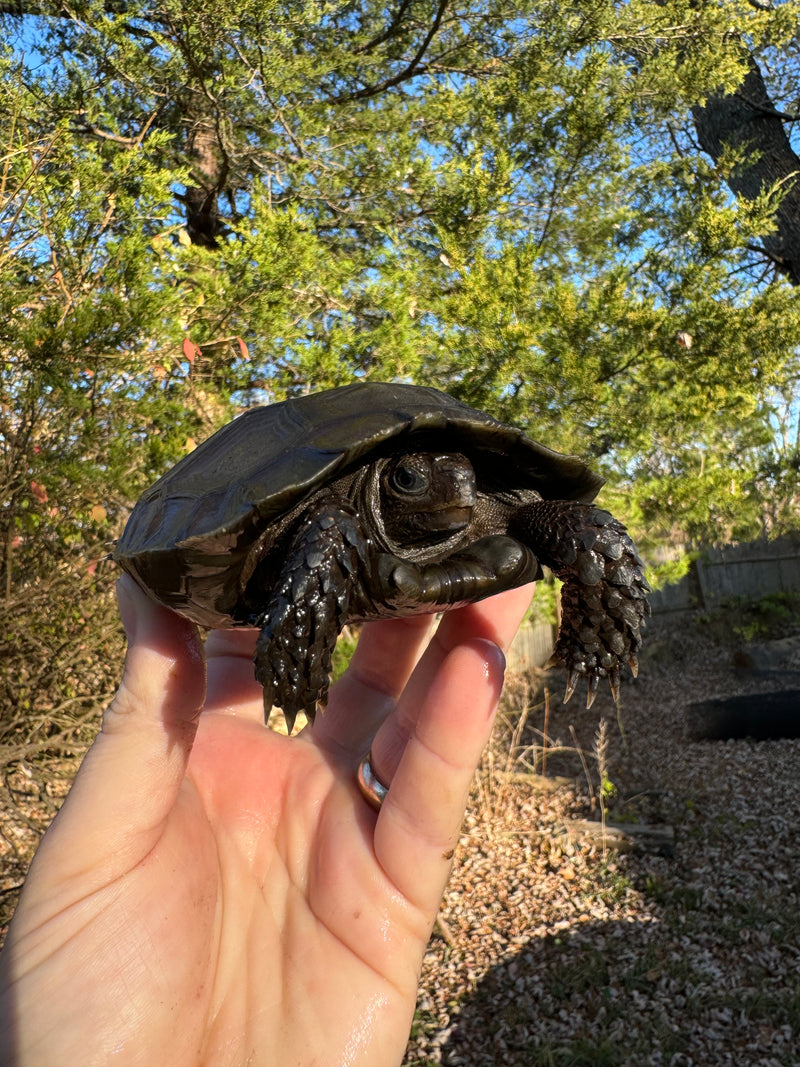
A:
0;575;533;1067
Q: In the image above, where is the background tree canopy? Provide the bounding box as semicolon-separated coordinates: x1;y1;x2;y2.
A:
4;0;800;740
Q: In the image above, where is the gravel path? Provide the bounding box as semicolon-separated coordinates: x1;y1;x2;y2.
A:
404;616;800;1067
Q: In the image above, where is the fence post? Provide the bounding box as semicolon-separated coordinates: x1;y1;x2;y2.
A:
695;557;709;610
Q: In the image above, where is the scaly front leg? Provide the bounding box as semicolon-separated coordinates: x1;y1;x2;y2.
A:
511;501;650;707
253;504;368;733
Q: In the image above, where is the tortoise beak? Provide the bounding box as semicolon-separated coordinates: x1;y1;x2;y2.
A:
421;504;473;531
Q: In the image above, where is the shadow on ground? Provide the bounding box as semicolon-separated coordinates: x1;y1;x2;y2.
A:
433;890;799;1067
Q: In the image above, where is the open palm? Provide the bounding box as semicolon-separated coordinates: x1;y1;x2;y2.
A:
0;576;532;1067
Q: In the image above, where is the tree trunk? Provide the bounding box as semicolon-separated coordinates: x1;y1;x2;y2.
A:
175;83;230;249
692;54;800;284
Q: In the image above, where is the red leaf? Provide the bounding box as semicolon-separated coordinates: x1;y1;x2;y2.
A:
236;336;249;360
30;480;48;504
182;337;200;364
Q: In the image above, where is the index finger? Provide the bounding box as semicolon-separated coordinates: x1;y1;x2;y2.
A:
313;613;434;758
204;627;264;719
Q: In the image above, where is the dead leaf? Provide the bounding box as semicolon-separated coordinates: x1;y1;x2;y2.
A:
182;337;200;364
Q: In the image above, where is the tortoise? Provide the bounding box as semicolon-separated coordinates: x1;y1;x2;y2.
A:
114;382;649;732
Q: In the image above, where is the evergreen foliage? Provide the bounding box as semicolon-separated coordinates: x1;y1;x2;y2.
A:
3;1;800;735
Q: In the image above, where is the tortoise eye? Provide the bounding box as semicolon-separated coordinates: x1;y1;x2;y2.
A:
390;462;429;496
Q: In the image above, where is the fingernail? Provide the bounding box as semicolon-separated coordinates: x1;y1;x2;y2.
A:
474;637;506;673
472;638;506;716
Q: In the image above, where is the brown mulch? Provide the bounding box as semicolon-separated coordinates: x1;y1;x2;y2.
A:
405;616;800;1067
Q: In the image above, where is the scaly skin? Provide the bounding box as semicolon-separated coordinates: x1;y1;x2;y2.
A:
253;504;367;733
255;506;540;731
255;497;648;726
511;501;650;706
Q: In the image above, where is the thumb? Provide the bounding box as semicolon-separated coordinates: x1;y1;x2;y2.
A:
37;576;206;879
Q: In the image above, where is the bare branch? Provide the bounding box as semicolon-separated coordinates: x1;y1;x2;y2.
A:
355;0;415;56
330;0;450;103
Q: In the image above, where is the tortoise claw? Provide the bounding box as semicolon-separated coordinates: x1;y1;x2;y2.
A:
560;664;628;708
282;706;298;735
609;669;621;704
586;675;599;709
563;669;578;704
628;655;639;679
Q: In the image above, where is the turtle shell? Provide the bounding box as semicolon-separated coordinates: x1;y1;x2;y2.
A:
114;382;603;627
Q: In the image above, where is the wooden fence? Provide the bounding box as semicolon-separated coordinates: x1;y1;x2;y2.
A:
507;535;800;672
507;618;557;674
648;535;800;615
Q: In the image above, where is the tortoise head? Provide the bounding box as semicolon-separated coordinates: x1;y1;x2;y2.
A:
378;452;476;545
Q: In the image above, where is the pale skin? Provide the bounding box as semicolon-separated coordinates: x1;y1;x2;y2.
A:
0;575;533;1067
